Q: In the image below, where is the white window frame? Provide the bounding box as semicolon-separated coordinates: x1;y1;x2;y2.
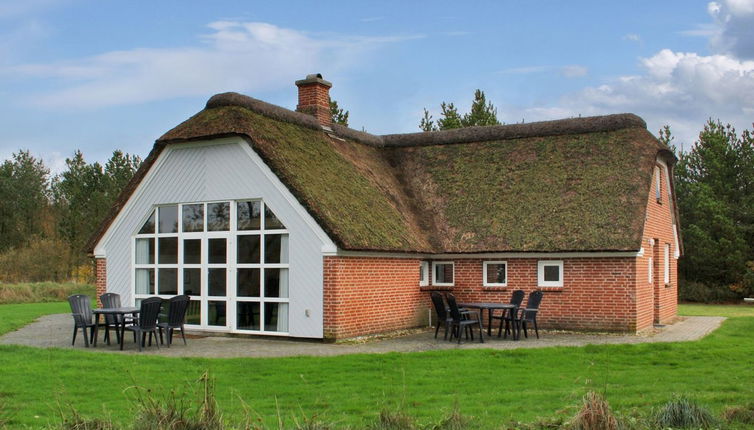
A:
664;244;670;285
432;261;455;287
419;261;429;286
648;256;653;284
655;165;662;202
537;260;564;288
483;261;508;287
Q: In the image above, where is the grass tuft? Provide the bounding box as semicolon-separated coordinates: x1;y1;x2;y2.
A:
368;408;417;430
652;395;718;429
569;391;618;430
722;403;754;425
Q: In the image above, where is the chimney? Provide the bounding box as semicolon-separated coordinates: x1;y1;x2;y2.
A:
295;73;332;127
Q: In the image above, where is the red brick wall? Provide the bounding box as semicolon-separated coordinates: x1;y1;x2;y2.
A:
94;257;107;306
637;161;679;325
323;256;428;340
296;82;331;127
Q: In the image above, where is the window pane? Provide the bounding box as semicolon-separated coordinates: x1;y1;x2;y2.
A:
182;204;204;232
207;202;230;231
264;303;288;332
186;300;201;325
183;268;200;296
435;263;453;284
183;239;201;264
237;302;260;330
264;234;288;264
135;269;154;295
135;238;154;264
158;268;178;295
264;268;289;298
264;205;285;229
158;237;178;264
237;268;260;297
208;268;226;296
237;235;260;264
138;212;155;234
544;265;560;282
208;238;226;264
237;201;261;230
208;301;226;327
158;206;178;233
486;263;506;284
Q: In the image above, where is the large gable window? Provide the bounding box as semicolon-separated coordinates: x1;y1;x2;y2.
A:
538;260;563;288
133;199;289;335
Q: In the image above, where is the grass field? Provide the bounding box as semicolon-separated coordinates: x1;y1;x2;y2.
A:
0;282;95;305
0;302;752;428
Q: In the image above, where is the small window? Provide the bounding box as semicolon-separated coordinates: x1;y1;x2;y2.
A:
419;261;429;286
664;244;670;285
483;261;507;287
432;261;454;286
655;166;662;202
538;260;563;287
648;256;653;284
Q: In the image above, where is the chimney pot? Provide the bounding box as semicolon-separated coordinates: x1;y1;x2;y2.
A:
295;73;332;127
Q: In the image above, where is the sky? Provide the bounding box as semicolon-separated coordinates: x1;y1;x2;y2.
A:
1;0;753;173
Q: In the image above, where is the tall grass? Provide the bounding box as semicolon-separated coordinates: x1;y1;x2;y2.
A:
0;282;95;304
652;395;718;429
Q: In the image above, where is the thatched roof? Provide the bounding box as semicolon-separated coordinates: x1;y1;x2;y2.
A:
87;92;676;254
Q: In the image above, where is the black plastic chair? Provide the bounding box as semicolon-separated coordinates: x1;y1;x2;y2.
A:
158;295;190;347
430;292;453;340
446;293;484;344
493;289;526;338
515;291;544;339
99;292;124;345
68;295;98;347
125;297;162;351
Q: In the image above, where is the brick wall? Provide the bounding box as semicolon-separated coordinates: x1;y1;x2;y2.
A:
323;256;428;340
296;82;331;127
94;257;107;306
637;161;679;325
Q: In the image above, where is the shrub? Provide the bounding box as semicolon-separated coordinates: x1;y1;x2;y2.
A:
569;391;618;430
678;280;740;303
652;395;718;429
722;403;754;425
0;237;81;283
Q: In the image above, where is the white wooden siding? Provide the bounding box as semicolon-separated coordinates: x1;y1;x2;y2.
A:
95;137;335;338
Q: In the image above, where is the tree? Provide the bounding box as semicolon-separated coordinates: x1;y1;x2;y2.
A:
329;99;349;126
419;89;501;131
0;151;50;252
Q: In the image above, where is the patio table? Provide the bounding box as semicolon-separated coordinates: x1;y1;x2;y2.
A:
93;307;139;350
458;302;515;337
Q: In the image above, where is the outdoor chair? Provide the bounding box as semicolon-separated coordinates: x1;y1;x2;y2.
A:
515;290;544;339
158;295;190;347
430;292;453;340
68;294;98;347
99;292;126;345
125;297;162;351
446;293;484;344
493;289;525;339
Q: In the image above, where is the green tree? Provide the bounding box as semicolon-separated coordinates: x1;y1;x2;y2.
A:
419;89;501;131
329;99;349;126
0;151;50;252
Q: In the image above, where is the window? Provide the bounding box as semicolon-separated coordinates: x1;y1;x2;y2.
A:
537;260;563;287
419;261;429;286
655;166;662;202
133;199;289;334
432;261;454;286
648;257;653;284
483;261;507;287
664;244;670;285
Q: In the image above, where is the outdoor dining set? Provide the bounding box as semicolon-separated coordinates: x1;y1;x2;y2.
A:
68;293;190;351
430;290;543;344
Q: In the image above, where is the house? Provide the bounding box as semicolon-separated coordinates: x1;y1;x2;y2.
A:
86;74;681;340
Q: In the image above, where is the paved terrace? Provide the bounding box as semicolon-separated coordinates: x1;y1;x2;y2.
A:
0;314;725;358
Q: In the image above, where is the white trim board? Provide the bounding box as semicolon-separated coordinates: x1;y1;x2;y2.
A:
331;250;644;259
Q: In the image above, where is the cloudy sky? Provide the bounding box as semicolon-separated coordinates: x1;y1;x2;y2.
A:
1;0;753;171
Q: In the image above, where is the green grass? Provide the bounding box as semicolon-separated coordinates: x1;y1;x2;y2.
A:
679;303;754;317
1;303;753;429
0;282;95;305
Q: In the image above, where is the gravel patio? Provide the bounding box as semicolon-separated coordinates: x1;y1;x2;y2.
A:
0;313;725;358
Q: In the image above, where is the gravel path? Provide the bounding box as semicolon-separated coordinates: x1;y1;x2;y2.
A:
0;314;725;358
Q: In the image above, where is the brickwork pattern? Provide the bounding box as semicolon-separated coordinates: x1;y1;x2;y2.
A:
94;258;107;306
296;83;331;127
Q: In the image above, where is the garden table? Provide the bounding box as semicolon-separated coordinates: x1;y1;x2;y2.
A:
458;302;515;337
92;307;139;350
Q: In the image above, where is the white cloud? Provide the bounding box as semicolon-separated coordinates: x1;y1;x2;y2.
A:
499;64;587;78
7;21;423;109
623;33;641;42
560;65;588;78
709;0;754;58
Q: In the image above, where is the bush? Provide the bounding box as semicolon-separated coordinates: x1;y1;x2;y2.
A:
678;280;740;303
652;395;718;429
0;282;95;304
0;237;84;283
569;391;618;430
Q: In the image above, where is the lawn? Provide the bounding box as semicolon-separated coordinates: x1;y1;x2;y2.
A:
0;302;752;429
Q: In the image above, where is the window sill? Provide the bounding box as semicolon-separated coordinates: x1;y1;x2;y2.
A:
420;286;453;292
536;286;564;292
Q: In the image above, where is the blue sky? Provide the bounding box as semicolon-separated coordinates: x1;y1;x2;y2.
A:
1;0;753;172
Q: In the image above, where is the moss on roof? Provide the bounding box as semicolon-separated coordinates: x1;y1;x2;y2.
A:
88;92;672;254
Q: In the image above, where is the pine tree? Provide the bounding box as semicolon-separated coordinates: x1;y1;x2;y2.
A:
419;89;501;131
329;99;349;126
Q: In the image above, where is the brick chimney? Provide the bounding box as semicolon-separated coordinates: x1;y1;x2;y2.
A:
295;73;332;127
